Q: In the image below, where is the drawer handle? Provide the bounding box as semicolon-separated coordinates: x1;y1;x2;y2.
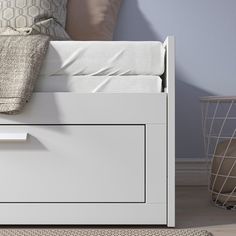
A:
0;133;28;141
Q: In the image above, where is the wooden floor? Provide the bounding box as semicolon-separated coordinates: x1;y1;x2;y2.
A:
176;186;236;236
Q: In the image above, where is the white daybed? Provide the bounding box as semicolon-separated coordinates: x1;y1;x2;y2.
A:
0;37;175;227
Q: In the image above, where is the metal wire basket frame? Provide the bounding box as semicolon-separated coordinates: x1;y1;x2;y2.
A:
200;96;236;210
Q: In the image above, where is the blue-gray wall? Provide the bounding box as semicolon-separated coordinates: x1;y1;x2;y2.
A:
114;0;236;159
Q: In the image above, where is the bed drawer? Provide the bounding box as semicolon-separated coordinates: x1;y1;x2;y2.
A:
0;125;145;203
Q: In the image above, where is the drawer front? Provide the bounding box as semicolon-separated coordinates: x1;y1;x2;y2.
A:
0;125;145;203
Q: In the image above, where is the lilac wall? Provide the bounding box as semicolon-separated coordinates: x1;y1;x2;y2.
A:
114;0;236;159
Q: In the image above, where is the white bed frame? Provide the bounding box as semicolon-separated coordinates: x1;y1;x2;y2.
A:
0;37;175;227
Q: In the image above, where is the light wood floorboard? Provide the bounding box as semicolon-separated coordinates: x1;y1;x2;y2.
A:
176;186;236;236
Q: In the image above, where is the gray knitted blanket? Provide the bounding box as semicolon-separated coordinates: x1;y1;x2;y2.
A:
0;33;50;114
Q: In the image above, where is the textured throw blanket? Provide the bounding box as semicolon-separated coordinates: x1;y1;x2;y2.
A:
0;30;50;114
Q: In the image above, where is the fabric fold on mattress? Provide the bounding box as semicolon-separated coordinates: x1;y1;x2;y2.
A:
40;41;165;76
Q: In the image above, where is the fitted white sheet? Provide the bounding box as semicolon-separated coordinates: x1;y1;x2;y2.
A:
35;76;163;93
40;41;165;76
38;41;165;93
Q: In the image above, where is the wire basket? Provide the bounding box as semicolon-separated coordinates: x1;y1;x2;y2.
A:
200;97;236;210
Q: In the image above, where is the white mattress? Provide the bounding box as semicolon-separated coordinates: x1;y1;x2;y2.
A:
37;41;165;93
35;76;163;93
40;41;165;76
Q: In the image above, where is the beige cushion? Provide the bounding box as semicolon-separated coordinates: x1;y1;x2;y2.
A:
66;0;122;40
0;0;69;40
211;139;236;195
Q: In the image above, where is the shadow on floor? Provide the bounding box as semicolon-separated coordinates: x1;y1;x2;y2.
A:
176;186;236;228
